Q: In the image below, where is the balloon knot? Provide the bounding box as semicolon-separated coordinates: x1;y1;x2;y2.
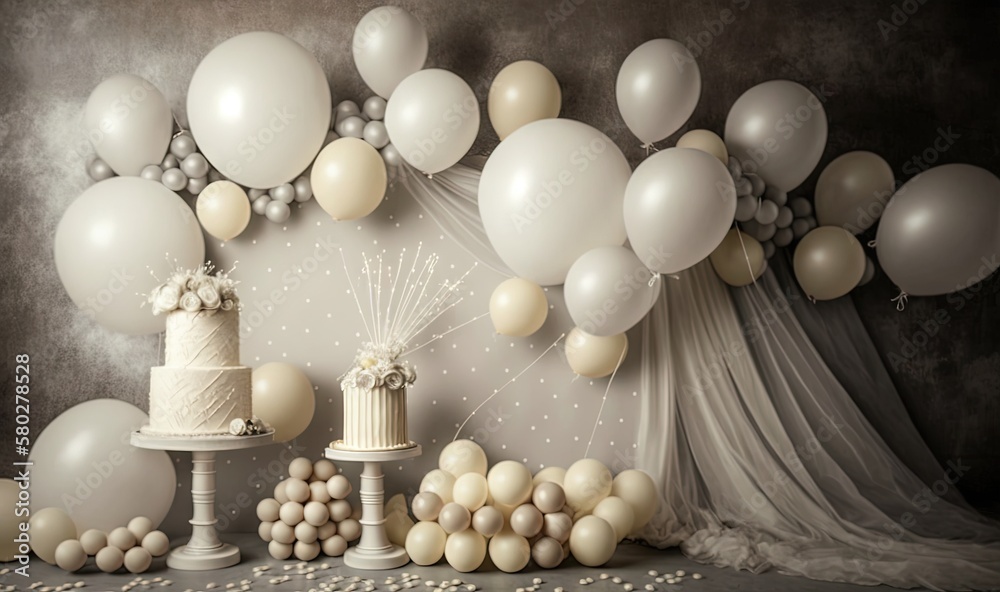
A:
891;291;908;311
808;295;817;304
668;274;681;280
647;273;662;287
867;239;877;248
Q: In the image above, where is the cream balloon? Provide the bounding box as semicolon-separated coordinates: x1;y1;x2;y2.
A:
471;506;504;538
445;529;488;572
420;469;457;505
592;496;635;543
793;226;866;301
0;479;26;561
385;497;414;547
563;459;613;514
815;151;895;233
84;74;173;176
510;504;543;538
251;363;316;442
489;278;548;337
453;473;489;511
311;138;387;220
438;439;489;478
709;229;766;287
569;515;617;567
565;328;628;379
196;181;251;241
531;481;566;514
54;539;87;572
532;466;566;487
488;530;531;573
542;512;573;544
438;503;472;534
531;536;564;569
676;129;728;164
486;461;533;506
611;470;659;533
405;521;447;566
488;60;562;141
411;491;445;522
29;508;78;565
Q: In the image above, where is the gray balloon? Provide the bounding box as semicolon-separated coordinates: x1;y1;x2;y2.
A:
791;218;811;239
876;164;1000;296
789;197;813;217
248;188;268;200
161;168;188;192
805;215;818;230
727;155;742;179
762;239;776;259
265;199;291;223
252;195;271;215
563;246;662;336
380;143;402;167
815;151;895;233
270;183;296;204
170;134;197;160
140;164;163;182
161;154;178;169
754;200;779;225
363;120;389;149
186;175;208;195
744;220;776;242
337;115;366;139
775;206;794;229
363;96;387;120
745;173;766;197
734;195;759;222
764;185;788;206
293;176;313;202
181;153;209;179
616;39;701;145
773;227;794;248
87;158;115;181
208;168;225;183
335;100;361;119
734;176;753;197
857;256;876;287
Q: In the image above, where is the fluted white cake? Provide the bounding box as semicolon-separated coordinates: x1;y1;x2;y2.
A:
337;385;410;450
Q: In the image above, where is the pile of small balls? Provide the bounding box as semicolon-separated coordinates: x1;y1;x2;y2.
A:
727;156;817;257
256;457;361;561
329;96;404;170
53;516;169;574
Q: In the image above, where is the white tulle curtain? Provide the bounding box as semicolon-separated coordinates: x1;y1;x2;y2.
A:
400;160;1000;590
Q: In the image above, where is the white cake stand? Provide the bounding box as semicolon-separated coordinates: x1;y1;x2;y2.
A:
131;430;274;571
324;444;422;570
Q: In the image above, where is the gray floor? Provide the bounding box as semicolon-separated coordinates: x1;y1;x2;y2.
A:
0;534;928;592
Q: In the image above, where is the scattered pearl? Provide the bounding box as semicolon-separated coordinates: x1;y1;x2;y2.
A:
675;570;686;577
623;585;634;592
600;574;610;580
648;570;659;577
645;586;656;591
613;577;623;584
692;573;703;580
532;579;542;585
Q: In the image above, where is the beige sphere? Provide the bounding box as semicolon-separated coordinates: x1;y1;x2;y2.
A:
510;504;544;538
54;539;87;572
123;546;152;573
294;521;319;544
710;229;765;287
28;507;78;564
486;461;533;506
488;60;562;141
542;512;573;544
419;469;456;504
676;129;728;164
317;521;337;541
270;521;296;545
311;138;387;221
79;529;107;556
309;481;332;504
412;491;445;522
256;498;281;523
563;459;612;514
288;457;314;481
140;530;170;557
488;530;530;573
610;469;659;533
386;506;414;547
326;474;353;500
195;180;251;241
438;503;472;535
338;518;362;542
284;478;311;504
268;540;293;560
312;459;338;481
531;536;564;569
273;479;290;504
793;226;866;301
569;515;617;567
294;540;321;561
303;501;331;527
592;496;635;543
532;466;566;487
327;499;353;523
565;328;628;379
406;521;447;566
445;529;487;572
489;277;548;337
279;501;305;526
107;526;137;552
452;473;489;511
531;482;566;514
95;545;124;573
258;521;274;543
321;534;348;557
126;516;154;542
438;440;489;478
471;505;504;538
251;362;315;443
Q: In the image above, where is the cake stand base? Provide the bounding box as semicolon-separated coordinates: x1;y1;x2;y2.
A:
167;542;241;571
325;444;422;570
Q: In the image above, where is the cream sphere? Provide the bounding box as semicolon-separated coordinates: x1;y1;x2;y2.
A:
445;529;487;572
569;515;617;567
321;534;348;557
338;518;361;542
438;502;472;534
592;496;635;542
279;501;305;526
95;545;124;573
273;479;290;504
412;491;445;522
126;516;154;541
303;501;331;527
531;481;566;514
406;521;447;566
79;529;107;556
107;526;137;552
268;540;293;560
309;481;332;503
294;540;321;561
563;459;612;514
452;473;489;511
256;498;281;522
542;512;573;543
258;521;274;542
284;478;311;504
326;474;353;500
488;530;530;573
294;521;319;544
288;457;314;480
486;461;533;506
386;507;414;547
317;521;337;541
270;521;296;545
140;530;170;557
54;539;87;572
327;499;353;522
676;129;728;164
439;439;489;477
532;466;566;487
510;504;544;538
471;505;504;538
123;546;152;573
531;536;564;569
419;469;457;504
312;459;338;481
610;469;659;533
29;507;78;564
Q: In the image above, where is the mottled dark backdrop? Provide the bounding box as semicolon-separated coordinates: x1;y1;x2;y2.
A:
0;0;997;511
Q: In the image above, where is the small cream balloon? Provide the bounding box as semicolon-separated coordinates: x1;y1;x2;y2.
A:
488;530;531;572
251;362;315;442
420;469;457;505
452;473;489;511
486;461;534;506
676;129;728;164
569;515;617;567
438;502;472;534
405;521;447;566
438;439;489;477
444;528;488;572
54;540;87;572
385;504;414;547
321;534;348;557
471;506;504;538
793;226;866;301
29;508;78;564
196;181;251;241
565;328;628;379
610;469;659;533
563;459;613;514
532;466;566;487
311;137;388;221
542;512;573;543
531;481;566;514
488;60;562;141
710;229;766;287
412;491;445;522
531;536;564;569
592;496;635;543
489;278;549;337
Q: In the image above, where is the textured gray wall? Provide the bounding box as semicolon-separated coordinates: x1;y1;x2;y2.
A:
0;0;997;537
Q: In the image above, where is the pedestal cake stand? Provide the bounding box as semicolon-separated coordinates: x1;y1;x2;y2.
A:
131;430;274;570
324;444;422;570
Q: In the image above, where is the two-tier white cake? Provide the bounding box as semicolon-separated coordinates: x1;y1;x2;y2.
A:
142;266;252;436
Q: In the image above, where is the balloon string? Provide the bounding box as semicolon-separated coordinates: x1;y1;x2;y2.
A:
733;223;759;288
403;311;490;356
648;273;661;288
808;295;817;304
453;333;565;442
583;344;627;459
867;239;877;248
892;290;908;311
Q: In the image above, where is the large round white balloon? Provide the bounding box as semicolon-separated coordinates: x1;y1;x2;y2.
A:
479;119;632;286
616;39;701;146
564;246;661;336
384;69;480;174
569;515;617;567
187;32;332;189
54;177;206;335
28;399;177;533
624;147;737;274
84;74;173;176
563;459;612;514
352;6;428;99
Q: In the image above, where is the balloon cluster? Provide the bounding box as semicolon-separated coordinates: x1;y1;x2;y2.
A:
256;457;360;561
32;509;169;574
402;441;657;572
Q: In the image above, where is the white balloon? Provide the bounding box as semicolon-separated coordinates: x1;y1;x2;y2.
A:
563;459;612;514
564;246;661;336
623;148;737;274
187;32;332;188
384;69;480;174
569;515;617;567
610;470;659;533
28;400;177;533
54;177;205;335
616;39;701;145
479;119;632;286
445;529;487;573
84;74;173;176
352;6;428;99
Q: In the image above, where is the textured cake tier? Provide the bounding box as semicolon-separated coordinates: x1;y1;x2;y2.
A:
339;385;410;450
146;366;251;435
164;308;240;368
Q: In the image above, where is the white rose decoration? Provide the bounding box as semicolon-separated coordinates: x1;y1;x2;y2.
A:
197;284;222;310
355;371;377;390
383;369;405;390
152;283;182;314
179;291;203;312
220;298;235;311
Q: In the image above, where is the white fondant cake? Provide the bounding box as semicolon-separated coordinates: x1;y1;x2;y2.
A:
333;344;416;451
142;266;252;436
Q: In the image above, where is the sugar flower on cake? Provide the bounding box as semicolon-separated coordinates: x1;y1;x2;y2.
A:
147;262;239;315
